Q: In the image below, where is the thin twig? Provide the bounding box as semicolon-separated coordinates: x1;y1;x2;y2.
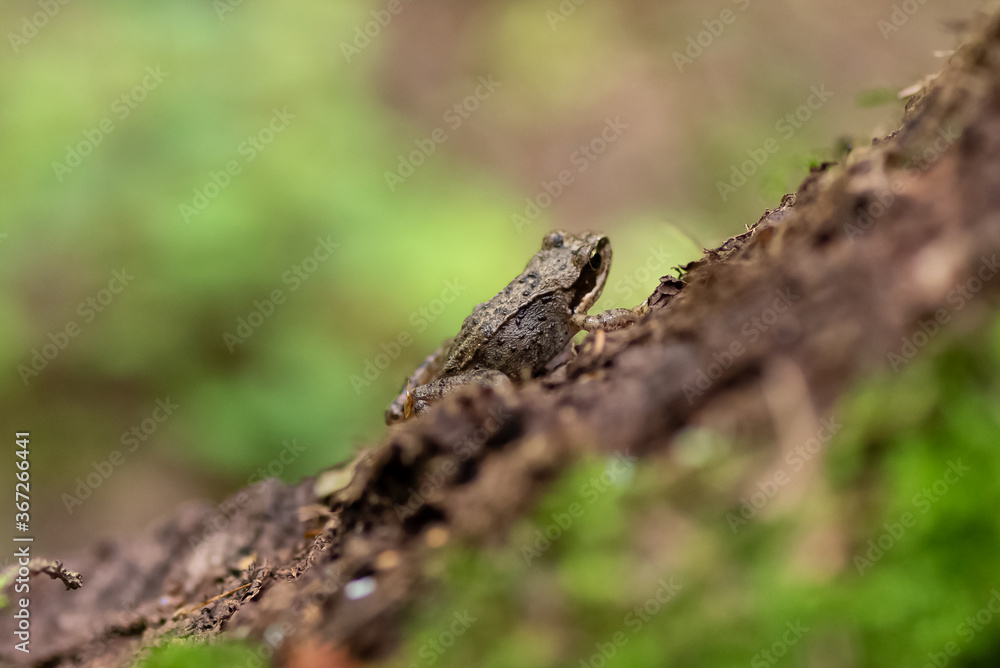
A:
176;582;251;617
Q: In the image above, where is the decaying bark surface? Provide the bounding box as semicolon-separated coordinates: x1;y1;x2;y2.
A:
6;13;1000;668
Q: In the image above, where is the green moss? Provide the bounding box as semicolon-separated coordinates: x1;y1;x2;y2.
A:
137;640;264;668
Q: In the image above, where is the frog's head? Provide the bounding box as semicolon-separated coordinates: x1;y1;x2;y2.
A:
540;230;612;316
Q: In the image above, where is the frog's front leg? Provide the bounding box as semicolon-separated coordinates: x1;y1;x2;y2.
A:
407;369;511;417
571;306;643;332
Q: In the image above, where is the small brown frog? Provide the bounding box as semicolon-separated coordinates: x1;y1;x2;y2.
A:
385;231;639;423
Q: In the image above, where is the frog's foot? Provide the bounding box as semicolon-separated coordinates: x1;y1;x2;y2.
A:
385;340;457;424
572;306;644;333
403;370;513;419
385;380;416;424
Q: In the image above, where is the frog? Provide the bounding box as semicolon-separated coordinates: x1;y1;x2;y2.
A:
385;230;640;424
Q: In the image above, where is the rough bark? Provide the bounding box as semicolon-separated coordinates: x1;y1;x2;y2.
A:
6;12;1000;668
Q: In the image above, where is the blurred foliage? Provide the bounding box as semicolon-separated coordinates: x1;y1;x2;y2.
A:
0;569;10;610
0;0;974;549
384;312;1000;667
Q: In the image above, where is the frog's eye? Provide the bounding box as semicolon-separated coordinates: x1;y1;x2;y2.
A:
588;248;603;271
543;232;564;249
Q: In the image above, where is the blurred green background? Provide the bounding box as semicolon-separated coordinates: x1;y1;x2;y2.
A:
0;0;981;554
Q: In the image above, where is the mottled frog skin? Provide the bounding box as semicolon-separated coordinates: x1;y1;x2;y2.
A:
386;231;638;423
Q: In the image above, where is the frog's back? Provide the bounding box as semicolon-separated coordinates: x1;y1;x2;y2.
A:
438;297;509;375
441;278;574;378
477;293;575;376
